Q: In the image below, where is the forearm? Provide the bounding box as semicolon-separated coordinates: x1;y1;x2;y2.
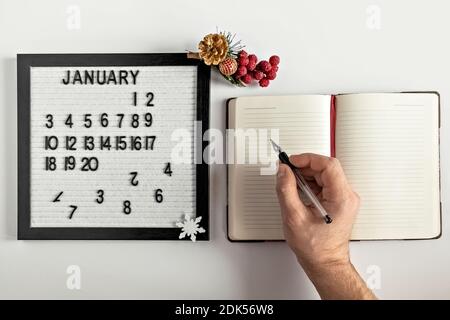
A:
302;261;377;300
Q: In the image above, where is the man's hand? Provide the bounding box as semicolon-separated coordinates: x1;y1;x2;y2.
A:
276;153;358;272
276;153;376;300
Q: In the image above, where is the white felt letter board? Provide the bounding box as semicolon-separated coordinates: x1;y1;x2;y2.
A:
17;54;210;240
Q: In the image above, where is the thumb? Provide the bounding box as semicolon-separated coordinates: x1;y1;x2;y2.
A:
276;164;307;220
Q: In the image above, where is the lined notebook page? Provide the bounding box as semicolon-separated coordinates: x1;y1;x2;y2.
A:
228;95;331;240
335;93;440;240
30;66;197;228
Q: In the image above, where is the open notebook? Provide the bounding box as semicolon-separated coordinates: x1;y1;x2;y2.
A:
227;93;441;241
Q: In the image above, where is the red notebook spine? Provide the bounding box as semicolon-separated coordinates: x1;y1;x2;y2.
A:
330;95;336;157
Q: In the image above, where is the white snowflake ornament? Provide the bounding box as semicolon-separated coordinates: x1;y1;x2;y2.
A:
176;214;205;242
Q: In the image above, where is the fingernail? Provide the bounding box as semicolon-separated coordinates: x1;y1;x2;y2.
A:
277;165;285;178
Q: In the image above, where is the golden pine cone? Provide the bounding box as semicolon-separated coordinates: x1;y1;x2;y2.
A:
219;58;238;76
198;33;229;65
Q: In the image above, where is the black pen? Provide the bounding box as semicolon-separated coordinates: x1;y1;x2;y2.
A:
270;139;333;224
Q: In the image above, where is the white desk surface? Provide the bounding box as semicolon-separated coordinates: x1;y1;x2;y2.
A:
0;0;449;299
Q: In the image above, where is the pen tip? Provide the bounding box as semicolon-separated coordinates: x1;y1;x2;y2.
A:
269;139;281;153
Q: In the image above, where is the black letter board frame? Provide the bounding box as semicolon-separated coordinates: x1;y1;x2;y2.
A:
17;53;210;240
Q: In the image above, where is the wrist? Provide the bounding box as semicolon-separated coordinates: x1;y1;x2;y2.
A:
296;251;352;281
303;258;352;281
299;258;376;300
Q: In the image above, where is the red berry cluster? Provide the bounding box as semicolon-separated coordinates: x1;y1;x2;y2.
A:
233;50;280;87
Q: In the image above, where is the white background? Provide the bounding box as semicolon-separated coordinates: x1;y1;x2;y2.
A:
0;0;449;299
